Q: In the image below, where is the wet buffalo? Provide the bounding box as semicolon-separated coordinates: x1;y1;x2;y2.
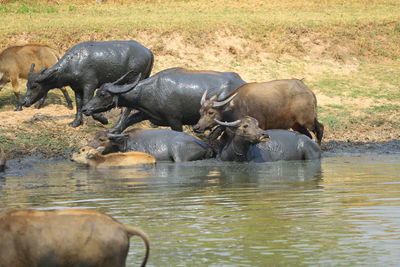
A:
87;129;214;162
81;67;246;133
23;40;153;127
0;209;150;267
193;79;324;145
0;44;73;111
215;116;321;162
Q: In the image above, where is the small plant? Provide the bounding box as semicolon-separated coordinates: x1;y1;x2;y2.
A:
44;6;57;13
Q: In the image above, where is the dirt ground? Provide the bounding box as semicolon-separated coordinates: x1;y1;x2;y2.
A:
0;89;398;160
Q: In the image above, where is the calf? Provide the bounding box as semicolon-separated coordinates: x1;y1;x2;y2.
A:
0;209;149;267
193;79;324;145
87;129;214;162
215;116;321;162
71;146;156;168
0;44;73;110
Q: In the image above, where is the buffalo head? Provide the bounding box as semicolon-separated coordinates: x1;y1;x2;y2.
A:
192;90;238;133
82;71;141;116
24;63;58;107
215;116;269;144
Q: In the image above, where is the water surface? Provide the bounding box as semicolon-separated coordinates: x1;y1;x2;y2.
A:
1;154;399;266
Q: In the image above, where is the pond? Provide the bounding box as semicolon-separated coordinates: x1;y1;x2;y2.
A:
1;153;400;266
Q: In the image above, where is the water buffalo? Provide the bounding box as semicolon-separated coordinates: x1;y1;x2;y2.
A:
81;67;246;133
0;209;149;267
0;44;73;111
71;146;156;168
0;147;5;172
215;116;321;162
193;79;324;145
87;129;214;162
23;40;154;127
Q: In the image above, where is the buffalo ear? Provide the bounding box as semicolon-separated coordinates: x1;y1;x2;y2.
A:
37;67;59;82
107;133;129;144
95;146;106;154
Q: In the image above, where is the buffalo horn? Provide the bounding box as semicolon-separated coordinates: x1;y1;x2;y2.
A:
107;73;142;94
29;63;35;74
214;119;241;127
212;92;238;108
37;67;58;82
200;90;208;105
112;70;137;85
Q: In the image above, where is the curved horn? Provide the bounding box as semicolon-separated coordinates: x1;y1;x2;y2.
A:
37;67;58;82
112;69;138;85
107;73;142;94
200;90;208;105
212;92;238;108
29;63;35;74
214;119;241;127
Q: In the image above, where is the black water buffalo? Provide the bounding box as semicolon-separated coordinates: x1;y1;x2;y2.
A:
193;79;324;145
87;129;214;162
23;40;154;127
81;67;246;133
215;116;321;162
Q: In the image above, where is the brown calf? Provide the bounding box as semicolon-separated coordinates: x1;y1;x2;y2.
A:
71;146;156;167
0;44;73;110
0;209;150;267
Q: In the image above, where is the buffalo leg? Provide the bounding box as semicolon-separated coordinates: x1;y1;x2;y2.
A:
109;111;147;134
11;77;23;111
70;91;84;127
111;108;133;133
292;123;312;140
313;119;324;145
34;93;48;109
59;87;74;110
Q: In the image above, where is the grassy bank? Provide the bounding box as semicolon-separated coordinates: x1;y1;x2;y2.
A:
0;0;399;157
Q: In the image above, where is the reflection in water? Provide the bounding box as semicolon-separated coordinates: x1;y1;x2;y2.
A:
1;155;400;266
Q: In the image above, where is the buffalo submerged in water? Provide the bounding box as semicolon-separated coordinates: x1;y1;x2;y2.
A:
87;129;214;162
23;40;154;128
81;67;246;133
214;116;321;162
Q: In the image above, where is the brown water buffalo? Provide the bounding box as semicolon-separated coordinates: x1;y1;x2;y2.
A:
0;44;73;111
0;147;5;171
193;79;324;145
71;146;156;168
0;209;150;267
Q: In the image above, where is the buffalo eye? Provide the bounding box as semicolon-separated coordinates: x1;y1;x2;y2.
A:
243;124;248;128
208;110;214;115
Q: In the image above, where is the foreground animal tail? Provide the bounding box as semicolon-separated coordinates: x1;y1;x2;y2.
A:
125;225;150;267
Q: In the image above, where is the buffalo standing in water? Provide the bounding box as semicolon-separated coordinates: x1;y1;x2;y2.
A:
81;67;246;133
215;116;321;162
23;40;154;127
0;209;150;267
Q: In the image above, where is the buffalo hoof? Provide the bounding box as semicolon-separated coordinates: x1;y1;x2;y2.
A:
14;106;22;111
34;103;43;109
67;103;74;110
69;120;83;128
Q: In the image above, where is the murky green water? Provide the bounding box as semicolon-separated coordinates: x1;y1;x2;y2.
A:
1;154;400;266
